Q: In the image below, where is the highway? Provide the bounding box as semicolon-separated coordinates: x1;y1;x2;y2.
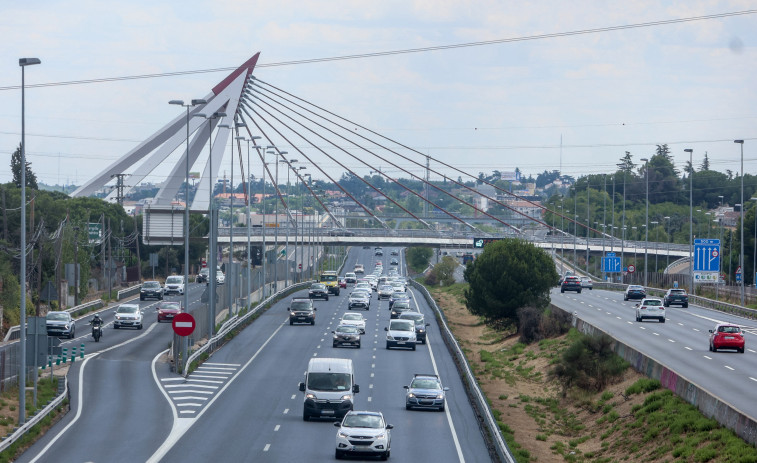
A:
19;247;491;462
551;287;757;421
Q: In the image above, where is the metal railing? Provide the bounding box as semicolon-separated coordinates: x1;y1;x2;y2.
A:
117;284;141;300
0;376;68;453
411;280;514;463
3;299;104;343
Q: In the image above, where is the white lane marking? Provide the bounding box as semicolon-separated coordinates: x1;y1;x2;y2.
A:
161;378;185;382
725;366;735;371
627;321;633;325
190;373;231;379
750;377;757;383
176;403;203;407
748;349;756;353
678;323;684;326
370;372;374;378
186;379;224;384
616;317;622;320
291;394;296;400
367;397;372;402
274;425;280;432
164;384;218;390
173;396;208;401
693;328;700;332
203;362;241;366
264;444;271;452
147;322;286;463
167;390;214;395
668;339;675;343
196;366;236;371
704;355;712;360
317;345;321;349
369;384;373;389
284;409;289;414
179;410;196;414
684;347;693;351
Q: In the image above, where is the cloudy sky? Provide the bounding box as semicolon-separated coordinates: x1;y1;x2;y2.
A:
1;1;755;191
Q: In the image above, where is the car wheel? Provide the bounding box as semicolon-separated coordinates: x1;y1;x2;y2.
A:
114;325;119;329
660;318;665;323
624;295;628;301
708;342;713;352
663;302;669;307
577;289;582;294
333;342;338;348
357;342;361;349
560;289;565;293
290;320;294;325
140;296;144;301
683;303;688;308
159;296;163;300
325;296;329;301
739;347;745;353
303;412;310;422
386;343;391;350
422;338;426;345
712;344;717;352
405;404;411;410
380;451;388;461
311;320;315;326
411;344;416;351
139;324;143;330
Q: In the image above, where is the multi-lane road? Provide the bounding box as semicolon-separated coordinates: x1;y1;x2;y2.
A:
551;286;757;420
19;247;491;462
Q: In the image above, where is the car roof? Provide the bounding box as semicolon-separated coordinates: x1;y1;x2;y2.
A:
346;410;382;417
641;298;663;303
628;285;644;289
118;304;140;310
307;357;353;373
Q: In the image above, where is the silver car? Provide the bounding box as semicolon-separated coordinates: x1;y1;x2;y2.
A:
378;285;394;300
635;298;665;323
348;290;371;310
114;304;144;329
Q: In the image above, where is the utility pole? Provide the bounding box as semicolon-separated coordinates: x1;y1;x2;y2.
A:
100;214;105;291
134;214;142;282
73;225;80;306
1;187;7;242
108;218;112;298
111;173;127;206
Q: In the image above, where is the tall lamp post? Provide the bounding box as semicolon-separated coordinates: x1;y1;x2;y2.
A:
280;157;297;288
751;197;757;290
683;148;693;295
663;216;671;269
640;157;649;287
18;56;41;426
169;98;206;343
735;140;745;305
651;221;659;277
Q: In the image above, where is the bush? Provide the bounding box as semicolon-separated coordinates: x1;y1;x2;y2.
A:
550;333;629;395
518;306;572;344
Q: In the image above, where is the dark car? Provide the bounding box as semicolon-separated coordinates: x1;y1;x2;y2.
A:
332;325;361;348
663;288;689;308
624;285;646;301
709;323;745;353
157;301;182;322
560;276;582;294
398;311;430;344
46;311;75;339
390;300;413;319
288;298;316;325
389;291;410;309
390;258;399;266
195;268;209;284
390;250;399;256
308;283;329;300
140;280;164;301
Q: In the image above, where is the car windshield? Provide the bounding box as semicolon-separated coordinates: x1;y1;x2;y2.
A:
291;301;312;310
307;372;351;392
380;285;393;291
411;378;441;389
643;300;662;307
166;277;182;284
46;313;69;321
118;306;138;314
393;302;410;309
670;289;686;295
718;326;740;333
343;314;363;321
629;286;643;290
351;292;369;298
346;273;356;278
401;313;423;321
343;414;383;429
200;268;209;275
320;274;338;282
311;284;325;289
160;303;180;310
337;325;360;334
143;281;160;288
390;321;414;331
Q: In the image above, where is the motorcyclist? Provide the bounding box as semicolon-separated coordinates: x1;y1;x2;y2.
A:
90;314;104;336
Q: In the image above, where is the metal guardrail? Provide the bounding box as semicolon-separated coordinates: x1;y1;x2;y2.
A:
410;280;514;463
117;284;141;300
0;376;68;453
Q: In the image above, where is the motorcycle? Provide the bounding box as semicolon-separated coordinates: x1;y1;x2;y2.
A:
91;323;103;342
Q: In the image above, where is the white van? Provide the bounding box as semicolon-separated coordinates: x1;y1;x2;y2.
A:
299;358;359;421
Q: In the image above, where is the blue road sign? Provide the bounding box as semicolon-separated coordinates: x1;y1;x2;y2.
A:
693;239;720;273
602;256;621;273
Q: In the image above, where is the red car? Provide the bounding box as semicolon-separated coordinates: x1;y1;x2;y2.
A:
157;301;182;322
339;279;347;289
709;323;745;353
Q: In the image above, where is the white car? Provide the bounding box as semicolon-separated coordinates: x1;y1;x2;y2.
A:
334;411;392;460
385;319;417;350
355;282;372;293
354;264;365;274
163;275;185;295
113;304;144;329
378;285;394;300
579;276;593;290
341;313;367;333
635;298;665;323
348;290;371;311
216;271;225;285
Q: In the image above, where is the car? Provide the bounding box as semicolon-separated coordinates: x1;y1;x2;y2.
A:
404;374;448;411
385;319;417;350
339;279;347;289
635;298;665;323
390;301;413;319
664;288;689;308
308;283;329;300
46;311;75;338
389;291;410;309
354;264;365;274
579;276;593;290
216;271;225;285
390;250;399;256
398;312;430;344
332;325;361;348
300;358;359;421
334;410;392;460
624;285;646;301
344;272;357;284
362;245;370;249
560;275;582;293
320;270;341;295
378;285;394;300
355;282;372;293
328;228;355;236
157;301;182;322
163;275;185;295
140;280;164;300
340;313;366;334
375;249;383;256
390;258;399;266
390;281;405;293
288;298;316;325
195;268;209;284
348;290;371;310
113;303;144;329
709;323;745;353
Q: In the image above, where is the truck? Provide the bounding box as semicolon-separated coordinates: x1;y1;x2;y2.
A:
319;270;341;295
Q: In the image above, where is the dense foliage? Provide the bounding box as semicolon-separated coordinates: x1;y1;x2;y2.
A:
424;255;458;286
405;246;433;273
463;238;558;328
550;333;629;395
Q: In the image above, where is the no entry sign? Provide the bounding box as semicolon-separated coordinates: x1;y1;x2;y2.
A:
172;312;196;337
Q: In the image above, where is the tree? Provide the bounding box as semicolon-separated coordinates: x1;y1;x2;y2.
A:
616;151;635;173
700;152;711;171
463;239;558;329
406;247;433;273
425;256;457;286
11;144;38;190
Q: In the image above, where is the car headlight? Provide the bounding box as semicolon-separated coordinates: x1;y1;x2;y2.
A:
418;328;425;333
340;394;352;401
338;431;350;438
375;432;386;440
64;324;70;330
386;334;394;341
407;393;415;398
306;393;316;400
333;335;339;339
436;393;444;399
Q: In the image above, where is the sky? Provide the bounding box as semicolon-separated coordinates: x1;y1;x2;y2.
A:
1;0;755;192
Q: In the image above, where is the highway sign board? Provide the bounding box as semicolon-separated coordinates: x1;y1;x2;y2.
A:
472;237;503;248
601;255;621;273
628;265;636;273
693;239;720;273
172;313;196;337
694;272;719;283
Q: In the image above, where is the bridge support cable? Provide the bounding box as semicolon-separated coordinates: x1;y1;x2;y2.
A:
243;95;460;231
254;78;565;232
250;81;520;234
240;102;405;231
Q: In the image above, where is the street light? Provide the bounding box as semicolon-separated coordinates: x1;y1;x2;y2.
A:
640;157;649;286
664;216;671;269
236;135;261;305
683;148;694;294
280;157;297;287
651;221;659;275
18;56;40;426
752;197;757;290
735;140;745;305
169;98;206;354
